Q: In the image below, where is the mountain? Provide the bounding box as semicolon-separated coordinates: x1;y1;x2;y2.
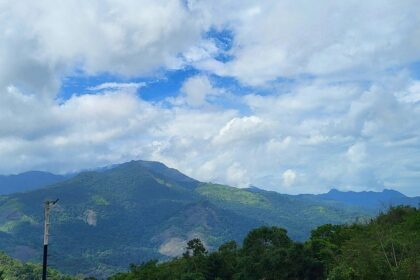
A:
0;160;408;278
0;161;260;277
316;188;420;209
0;171;68;195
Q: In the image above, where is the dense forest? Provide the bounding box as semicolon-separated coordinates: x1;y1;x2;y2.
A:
0;206;418;279
0;252;73;280
110;206;419;280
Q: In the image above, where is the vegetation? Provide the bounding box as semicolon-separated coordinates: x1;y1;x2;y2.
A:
196;184;270;208
0;161;375;277
0;251;75;280
196;183;371;241
109;206;420;280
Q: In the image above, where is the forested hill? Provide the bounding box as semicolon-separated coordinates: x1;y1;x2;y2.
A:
0;160;371;277
315;188;420;209
0;160;418;278
110;206;420;280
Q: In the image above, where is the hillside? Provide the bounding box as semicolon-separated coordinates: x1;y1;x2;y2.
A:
196;184;369;240
110;206;420;280
0;161;259;277
0;160;405;278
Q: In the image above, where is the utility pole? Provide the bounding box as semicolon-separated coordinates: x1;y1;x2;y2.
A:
42;199;59;280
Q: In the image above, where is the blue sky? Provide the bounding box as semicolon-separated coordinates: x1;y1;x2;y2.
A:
1;0;420;196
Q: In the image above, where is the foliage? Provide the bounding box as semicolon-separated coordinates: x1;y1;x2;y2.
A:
0;251;75;280
110;206;420;280
196;184;269;208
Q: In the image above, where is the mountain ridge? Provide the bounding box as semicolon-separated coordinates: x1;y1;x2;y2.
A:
0;171;69;195
0;160;418;278
1;163;418;198
315;187;420;209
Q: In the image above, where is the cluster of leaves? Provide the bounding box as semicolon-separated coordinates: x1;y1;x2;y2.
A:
0;251;75;280
108;206;420;280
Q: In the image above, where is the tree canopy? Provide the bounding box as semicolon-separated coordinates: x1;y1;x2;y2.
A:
110;206;420;280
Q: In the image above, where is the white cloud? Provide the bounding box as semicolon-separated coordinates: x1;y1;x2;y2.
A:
190;0;420;85
395;81;420;103
213;116;265;145
176;75;218;107
282;170;297;188
226;162;250;188
1;73;420;195
346;143;367;163
0;0;204;98
1;1;419;91
1;1;420;196
88;82;145;92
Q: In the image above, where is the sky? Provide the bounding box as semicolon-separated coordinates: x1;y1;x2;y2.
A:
1;0;420;196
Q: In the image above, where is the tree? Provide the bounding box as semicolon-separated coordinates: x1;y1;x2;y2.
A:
238;227;293;280
206;241;239;280
107;208;420;280
184;238;207;257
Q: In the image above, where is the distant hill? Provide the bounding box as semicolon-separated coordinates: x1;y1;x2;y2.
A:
316;188;420;209
0;171;68;195
0;160;415;278
195;184;368;240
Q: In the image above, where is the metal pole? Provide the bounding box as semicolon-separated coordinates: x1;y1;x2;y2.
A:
42;199;58;280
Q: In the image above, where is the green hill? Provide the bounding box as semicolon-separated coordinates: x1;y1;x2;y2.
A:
110;206;420;280
0;160;372;278
196;183;369;240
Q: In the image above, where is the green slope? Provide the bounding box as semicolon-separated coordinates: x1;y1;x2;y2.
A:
109;206;420;280
196;183;371;240
0;160;373;278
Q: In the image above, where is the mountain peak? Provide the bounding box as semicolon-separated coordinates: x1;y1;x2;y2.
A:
124;160;196;180
327;188;341;194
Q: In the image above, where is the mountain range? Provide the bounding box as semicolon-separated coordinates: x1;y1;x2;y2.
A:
0;160;418;278
0;171;68;195
315;188;420;209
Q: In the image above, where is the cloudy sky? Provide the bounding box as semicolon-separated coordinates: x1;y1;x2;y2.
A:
1;0;420;195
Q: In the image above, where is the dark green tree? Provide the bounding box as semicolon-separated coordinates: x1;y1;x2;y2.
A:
184;238;207;257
